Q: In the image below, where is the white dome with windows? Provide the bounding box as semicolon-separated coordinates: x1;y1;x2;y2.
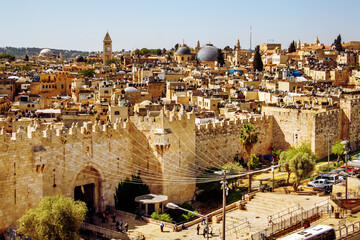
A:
39;48;55;57
124;86;139;92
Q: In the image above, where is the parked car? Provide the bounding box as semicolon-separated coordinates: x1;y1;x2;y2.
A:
331;169;350;181
314;173;341;184
308;179;333;191
339;165;358;174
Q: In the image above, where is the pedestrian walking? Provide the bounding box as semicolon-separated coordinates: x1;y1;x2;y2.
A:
120;220;123;228
173;223;177;232
203;227;206;238
268;215;272;225
197;224;200;235
124;222;128;232
209;225;213;236
160;222;164;232
201;217;206;225
112;212;116;223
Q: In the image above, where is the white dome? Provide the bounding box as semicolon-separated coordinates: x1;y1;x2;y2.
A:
124;87;139;92
140;100;152;105
39;48;54;57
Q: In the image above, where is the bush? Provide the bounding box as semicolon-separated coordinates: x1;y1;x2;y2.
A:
151;212;173;223
167;202;198;223
227;191;242;204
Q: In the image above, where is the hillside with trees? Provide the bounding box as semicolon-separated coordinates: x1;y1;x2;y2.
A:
0;46;90;59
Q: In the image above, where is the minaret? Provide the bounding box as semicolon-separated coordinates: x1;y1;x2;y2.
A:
195;40;200;53
314;36;320;46
103;31;112;64
235;39;241;50
297;39;301;50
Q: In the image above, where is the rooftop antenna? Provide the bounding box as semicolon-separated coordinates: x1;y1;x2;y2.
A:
250;25;252;51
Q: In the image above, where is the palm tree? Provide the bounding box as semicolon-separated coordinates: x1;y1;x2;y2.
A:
240;123;259;193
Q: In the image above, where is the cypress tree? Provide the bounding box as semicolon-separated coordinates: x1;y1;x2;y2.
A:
253;45;263;72
288;41;296;53
217;48;225;67
334;34;343;52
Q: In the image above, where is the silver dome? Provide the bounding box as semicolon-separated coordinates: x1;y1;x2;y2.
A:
197;44;218;62
176;46;191;55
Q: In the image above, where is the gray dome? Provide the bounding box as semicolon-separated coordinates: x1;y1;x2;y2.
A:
176;46;191;55
197;44;218;62
124;87;139;92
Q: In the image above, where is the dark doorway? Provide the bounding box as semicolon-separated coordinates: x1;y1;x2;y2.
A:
74;183;95;211
148;203;155;215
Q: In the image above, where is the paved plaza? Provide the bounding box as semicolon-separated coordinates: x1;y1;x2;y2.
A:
92;192;328;239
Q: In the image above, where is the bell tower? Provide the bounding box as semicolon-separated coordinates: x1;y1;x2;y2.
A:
103;31;112;64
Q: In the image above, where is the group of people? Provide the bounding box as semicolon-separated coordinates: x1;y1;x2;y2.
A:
196;224;213;237
116;219;129;232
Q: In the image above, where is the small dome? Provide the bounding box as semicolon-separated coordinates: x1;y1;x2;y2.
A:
124;87;139;92
75;55;86;62
140;100;152;105
197;44;218;62
39;48;54;57
176;46;191;55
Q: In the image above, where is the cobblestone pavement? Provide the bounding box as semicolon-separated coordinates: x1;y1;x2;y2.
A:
91;193;328;240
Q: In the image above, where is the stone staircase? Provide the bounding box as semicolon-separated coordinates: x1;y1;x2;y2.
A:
244;193;295;215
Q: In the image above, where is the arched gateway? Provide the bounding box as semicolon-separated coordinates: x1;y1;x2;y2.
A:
73;166;102;212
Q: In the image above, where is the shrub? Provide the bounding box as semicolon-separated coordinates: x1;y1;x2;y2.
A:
151;212;173;223
227;191;242;204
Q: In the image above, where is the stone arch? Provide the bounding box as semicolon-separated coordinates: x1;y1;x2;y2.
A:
73;164;103;213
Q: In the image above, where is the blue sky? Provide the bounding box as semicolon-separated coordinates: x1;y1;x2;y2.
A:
1;0;359;51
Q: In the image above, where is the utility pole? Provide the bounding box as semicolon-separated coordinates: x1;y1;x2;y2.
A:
327;134;331;170
272;157;275;191
222;170;227;240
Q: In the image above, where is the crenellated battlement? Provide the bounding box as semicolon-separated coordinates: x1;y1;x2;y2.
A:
0;118;129;144
195;115;271;136
314;109;340;118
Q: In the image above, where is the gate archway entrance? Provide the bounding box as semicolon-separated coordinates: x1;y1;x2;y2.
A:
74;166;101;213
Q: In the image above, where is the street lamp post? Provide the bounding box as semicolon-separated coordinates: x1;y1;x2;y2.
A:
215;170;229;240
341;140;350;203
328;134;331;171
166;203;210;240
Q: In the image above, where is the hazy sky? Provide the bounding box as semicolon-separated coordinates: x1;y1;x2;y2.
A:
1;0;359;52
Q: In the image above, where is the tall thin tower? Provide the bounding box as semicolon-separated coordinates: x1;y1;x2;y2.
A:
250;25;252;51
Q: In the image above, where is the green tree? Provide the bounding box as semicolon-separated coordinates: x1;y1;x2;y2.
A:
174;43;180;51
224;46;231;51
247;154;259;170
239;123;259;193
22;64;31;72
252;45;263;72
196;167;222;202
0;53;15;61
288;41;296;53
78;68;95;78
272;149;283;161
332;140;345;162
289;152;315;191
279;143;316;189
17;195;87;240
114;174;150;213
334;34;343;52
24;54;29;62
222;161;244;172
106;58;118;65
217;48;225;67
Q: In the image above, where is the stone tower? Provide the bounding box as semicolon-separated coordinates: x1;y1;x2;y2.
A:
314;36;320;46
195;40;201;53
235;39;241;50
103;31;112;64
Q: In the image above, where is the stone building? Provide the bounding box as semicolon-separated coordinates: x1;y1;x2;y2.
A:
103;32;112;64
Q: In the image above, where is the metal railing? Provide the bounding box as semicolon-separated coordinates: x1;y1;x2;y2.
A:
336;220;360;238
251;200;329;240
